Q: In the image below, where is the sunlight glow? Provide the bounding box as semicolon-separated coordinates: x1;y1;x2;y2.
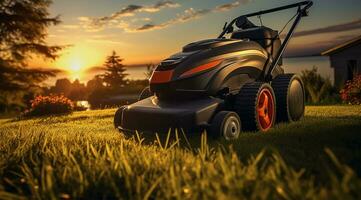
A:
52;43;105;81
61;58;82;80
70;60;82;72
69;60;82;80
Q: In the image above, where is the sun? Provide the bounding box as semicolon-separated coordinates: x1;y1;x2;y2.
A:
69;60;83;80
70;61;81;72
51;43;106;81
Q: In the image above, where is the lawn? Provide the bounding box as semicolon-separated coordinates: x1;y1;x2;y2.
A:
0;106;361;199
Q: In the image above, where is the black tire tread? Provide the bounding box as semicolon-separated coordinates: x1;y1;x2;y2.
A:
272;74;304;122
235;82;265;131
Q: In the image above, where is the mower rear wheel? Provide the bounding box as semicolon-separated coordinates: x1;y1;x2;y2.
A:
138;86;153;101
271;74;305;122
209;111;241;140
235;82;276;132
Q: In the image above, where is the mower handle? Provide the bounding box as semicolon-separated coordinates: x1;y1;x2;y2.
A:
217;1;313;81
218;1;313;38
243;0;313;18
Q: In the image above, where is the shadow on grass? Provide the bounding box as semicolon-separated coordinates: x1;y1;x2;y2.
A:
128;115;361;181
223;115;361;180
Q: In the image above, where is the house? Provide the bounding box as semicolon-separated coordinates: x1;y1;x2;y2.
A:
322;35;361;88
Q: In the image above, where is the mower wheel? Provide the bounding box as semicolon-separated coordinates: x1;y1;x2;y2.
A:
235;82;276;132
114;106;134;137
272;74;305;122
138;86;153;101
114;106;125;130
210;111;241;140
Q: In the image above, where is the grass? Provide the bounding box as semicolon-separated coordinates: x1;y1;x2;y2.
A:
0;106;361;199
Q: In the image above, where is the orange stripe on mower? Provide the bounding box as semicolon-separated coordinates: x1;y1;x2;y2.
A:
150;70;174;84
180;59;223;78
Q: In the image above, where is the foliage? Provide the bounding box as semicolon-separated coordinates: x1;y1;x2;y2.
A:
301;67;336;104
340;74;361;105
46;78;88;101
87;84;145;109
100;51;128;89
68;79;88;101
45;77;148;109
86;75;105;92
1;106;361;199
0;0;64;112
25;95;73;116
48;78;72;96
83;51;152;108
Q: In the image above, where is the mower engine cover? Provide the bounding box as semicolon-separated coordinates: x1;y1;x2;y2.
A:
149;37;270;99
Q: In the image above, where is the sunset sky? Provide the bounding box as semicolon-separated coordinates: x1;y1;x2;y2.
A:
30;0;361;82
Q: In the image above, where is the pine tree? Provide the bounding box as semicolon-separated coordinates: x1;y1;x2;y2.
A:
101;51;128;89
0;0;64;112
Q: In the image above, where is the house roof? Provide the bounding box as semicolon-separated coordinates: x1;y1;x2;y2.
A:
321;35;361;56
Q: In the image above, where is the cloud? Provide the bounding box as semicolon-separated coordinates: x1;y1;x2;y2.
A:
130;0;251;32
285;34;360;57
61;25;79;29
78;17;105;32
291;19;361;38
85;66;105;73
85;39;126;45
78;0;250;33
280;18;361;57
130;17;151;23
215;0;246;11
81;0;180;30
135;24;164;31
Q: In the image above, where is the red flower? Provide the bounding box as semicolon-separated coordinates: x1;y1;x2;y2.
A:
340;75;361;105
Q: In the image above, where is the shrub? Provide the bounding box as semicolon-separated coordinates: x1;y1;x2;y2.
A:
340;75;361;105
26;95;74;116
301;67;336;104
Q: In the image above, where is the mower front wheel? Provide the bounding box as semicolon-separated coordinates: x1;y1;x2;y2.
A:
114;106;134;137
114;106;126;130
209;111;241;140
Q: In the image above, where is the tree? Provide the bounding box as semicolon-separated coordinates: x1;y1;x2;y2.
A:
87;75;104;92
101;51;128;89
51;78;72;96
68;79;87;101
0;0;64;112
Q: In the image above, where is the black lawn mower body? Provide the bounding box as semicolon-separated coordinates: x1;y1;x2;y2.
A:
114;1;313;139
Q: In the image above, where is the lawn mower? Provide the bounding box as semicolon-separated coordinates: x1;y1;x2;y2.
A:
114;1;313;140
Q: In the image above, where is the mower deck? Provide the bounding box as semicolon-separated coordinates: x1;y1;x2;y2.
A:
119;96;223;133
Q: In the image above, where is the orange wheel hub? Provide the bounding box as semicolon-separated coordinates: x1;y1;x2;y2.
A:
257;89;275;131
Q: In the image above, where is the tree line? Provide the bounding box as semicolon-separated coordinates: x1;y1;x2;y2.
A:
44;51;153;109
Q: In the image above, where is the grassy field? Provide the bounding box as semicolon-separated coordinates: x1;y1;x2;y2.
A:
0;106;361;199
